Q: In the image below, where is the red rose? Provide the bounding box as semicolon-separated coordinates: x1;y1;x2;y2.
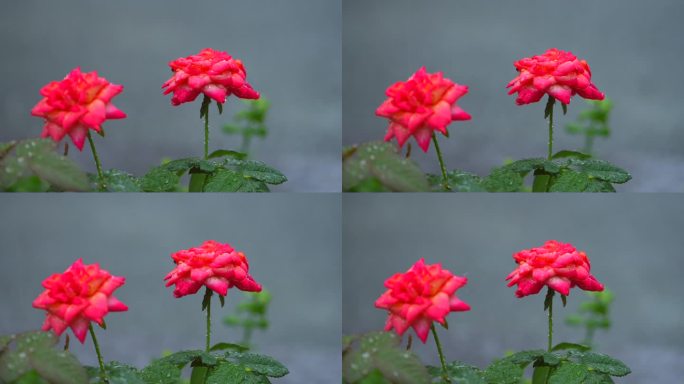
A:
163;48;259;106
507;48;604;105
32;259;127;343
376;67;470;152
31;68;126;150
506;240;604;298
375;259;470;343
164;240;262;298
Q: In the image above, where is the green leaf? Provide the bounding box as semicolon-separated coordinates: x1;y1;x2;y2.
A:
544;289;555;311
218;294;225;307
140;359;181;384
549;170;589;192
583;179;616;192
0;349;32;382
502;158;560;175
142;158;216;192
428;362;486;384
343;332;429;384
483;358;523;384
100;362;144;384
15;370;49;384
428;170;486;192
216;102;223;115
574;351;631;376
561;295;567;307
343;142;429;192
152;349;217;369
227;160;287;185
225;352;288;378
358;369;391;384
583;371;616;384
544;96;556;119
210;342;248;352
16;331;58;351
202;289;213;311
100;169;142;192
551;150;591;160
567;159;631;184
6;176;49;192
541;352;561;366
372;346;429;384
551;343;590;352
29;348;88;384
208;150;247;160
347;177;389;192
548;362;587;384
200;96;211;118
503;350;546;366
561;103;568;115
15;139;90;191
483;168;523;192
203;168;245;192
206;362;270;384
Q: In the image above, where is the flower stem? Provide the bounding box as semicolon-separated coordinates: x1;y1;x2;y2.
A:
431;133;451;191
431;323;450;383
87;131;105;191
546;96;555;160
546;289;554;352
205;292;212;352
89;324;108;383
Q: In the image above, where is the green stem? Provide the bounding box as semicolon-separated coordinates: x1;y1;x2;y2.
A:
87;132;105;191
89;324;108;383
431;133;451;191
547;290;554;352
206;292;212;352
547;98;554;160
204;104;210;160
431;324;450;383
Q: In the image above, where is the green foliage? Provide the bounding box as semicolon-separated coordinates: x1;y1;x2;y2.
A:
427;170;486;192
87;362;146;384
343;142;430;192
222;99;270;155
223;290;272;347
487;151;630;192
142;348;288;384
90;169;142;192
565;290;614;347
427;362;486;383
0;139;90;191
141;156;286;192
342;332;430;384
0;331;87;384
531;349;629;384
565;98;613;154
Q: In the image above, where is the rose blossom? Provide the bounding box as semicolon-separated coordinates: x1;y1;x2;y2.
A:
31;68;126;150
375;258;470;343
506;240;604;298
162;48;260;106
376;67;471;152
507;48;604;105
164;240;262;298
32;259;128;343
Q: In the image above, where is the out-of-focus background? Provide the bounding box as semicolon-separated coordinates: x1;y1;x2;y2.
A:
0;194;341;383
0;0;341;192
343;194;684;383
343;0;684;192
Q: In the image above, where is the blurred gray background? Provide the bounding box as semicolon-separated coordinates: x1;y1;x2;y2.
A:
0;0;341;192
343;194;684;383
343;0;684;192
0;194;341;383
